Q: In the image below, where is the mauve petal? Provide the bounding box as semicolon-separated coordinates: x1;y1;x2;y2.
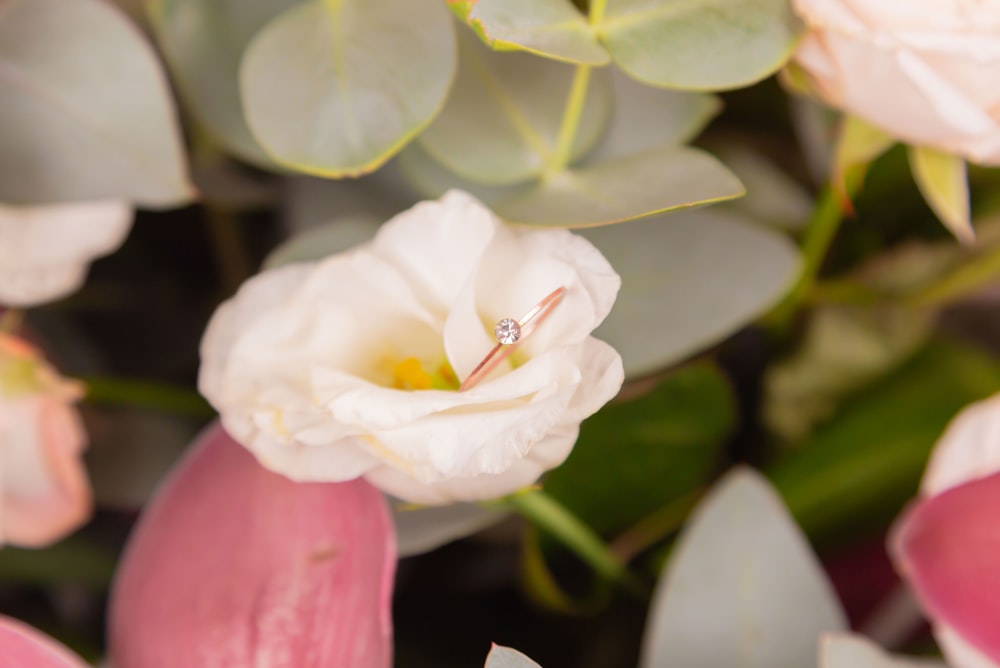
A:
0;616;87;668
109;423;395;668
891;471;1000;664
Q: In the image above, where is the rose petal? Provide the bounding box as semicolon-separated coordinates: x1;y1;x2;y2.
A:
0;616;88;668
891;471;1000;665
110;423;395;668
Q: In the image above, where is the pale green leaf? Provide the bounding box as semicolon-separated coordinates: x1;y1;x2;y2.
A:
909;145;974;244
821;634;946;668
485;645;543;668
468;0;610;65
583;209;799;377
715;145;813;228
600;0;803;91
0;0;193;206
418;31;611;186
264;216;381;268
585;66;720;163
494;146;744;227
834;115;896;183
640;469;847;668
148;0;300;166
395;143;529;203
241;0;457;177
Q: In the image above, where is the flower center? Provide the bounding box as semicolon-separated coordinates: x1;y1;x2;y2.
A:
391;357;459;391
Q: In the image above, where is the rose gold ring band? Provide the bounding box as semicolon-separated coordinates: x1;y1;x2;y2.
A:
459;287;566;392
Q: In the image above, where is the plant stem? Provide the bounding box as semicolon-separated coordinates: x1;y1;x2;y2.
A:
546;65;592;177
205;207;253;296
609;490;701;564
502;489;636;587
768;184;849;330
589;0;608;25
83;377;214;418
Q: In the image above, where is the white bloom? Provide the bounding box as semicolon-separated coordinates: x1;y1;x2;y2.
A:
792;0;1000;164
0;201;133;307
921;392;1000;497
199;191;624;504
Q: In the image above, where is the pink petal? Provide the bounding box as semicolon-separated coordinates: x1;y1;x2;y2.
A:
109;423;396;668
891;470;1000;664
0;615;88;668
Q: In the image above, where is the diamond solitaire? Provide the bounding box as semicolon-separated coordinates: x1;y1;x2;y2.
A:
494;318;521;344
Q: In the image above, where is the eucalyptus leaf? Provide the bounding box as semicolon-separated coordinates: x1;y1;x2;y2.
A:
0;0;192;206
909;146;973;244
583;209;799;377
241;0;457;176
419;31;611;186
544;363;735;535
468;0;610;65
600;0;803;91
585;67;721;164
715;145;813;228
821;633;946;668
393;501;507;557
148;0;301;166
495;146;745;226
640;469;847;668
396;143;530;203
264;216;381;268
485;645;543;668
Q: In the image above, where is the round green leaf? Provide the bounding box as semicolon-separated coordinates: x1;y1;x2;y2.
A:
241;0;457;177
396;143;530;204
583;209;799;377
468;0;610;65
148;0;301;166
495;146;744;226
600;0;803;91
418;31;611;186
0;0;192;206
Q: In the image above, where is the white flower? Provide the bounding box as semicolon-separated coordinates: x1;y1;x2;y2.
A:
0;334;92;547
199;191;624;504
0;201;133;307
792;0;1000;164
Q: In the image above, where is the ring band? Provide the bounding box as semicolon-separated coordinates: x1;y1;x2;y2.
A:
459;286;566;392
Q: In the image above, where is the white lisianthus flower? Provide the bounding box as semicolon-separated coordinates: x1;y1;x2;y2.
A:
792;0;1000;164
0;201;133;307
199;191;624;504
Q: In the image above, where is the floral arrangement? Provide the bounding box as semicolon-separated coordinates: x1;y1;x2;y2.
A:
2;0;1000;666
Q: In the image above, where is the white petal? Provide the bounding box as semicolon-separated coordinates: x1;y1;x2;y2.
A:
936;625;1000;668
921;392;1000;496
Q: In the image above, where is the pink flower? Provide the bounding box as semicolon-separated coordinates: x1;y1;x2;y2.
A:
0;333;91;547
0;615;88;667
110;423;396;668
891;393;1000;667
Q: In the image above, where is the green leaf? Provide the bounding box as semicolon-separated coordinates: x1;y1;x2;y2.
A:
241;0;457;177
264;215;381;268
494;146;745;226
585;66;720;163
396;142;530;203
147;0;300;166
0;537;115;590
909;145;974;244
640;469;846;668
543;363;736;535
418;31;611;186
467;0;610;65
583;209;800;378
599;0;803;91
715;145;813;229
770;339;1000;542
0;0;192;206
833;115;895;187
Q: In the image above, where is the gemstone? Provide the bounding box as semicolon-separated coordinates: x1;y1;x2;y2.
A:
494;318;521;344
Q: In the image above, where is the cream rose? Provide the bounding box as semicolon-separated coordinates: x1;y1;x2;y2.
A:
0;201;133;307
199;191;624;505
0;334;92;547
792;0;1000;165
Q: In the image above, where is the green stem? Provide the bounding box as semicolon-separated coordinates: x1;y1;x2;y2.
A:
768;184;848;330
83;377;214;418
907;243;1000;307
589;0;608;25
502;489;637;587
545;65;592;177
609;490;701;564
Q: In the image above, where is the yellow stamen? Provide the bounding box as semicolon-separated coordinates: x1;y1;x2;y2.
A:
393;357;433;390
